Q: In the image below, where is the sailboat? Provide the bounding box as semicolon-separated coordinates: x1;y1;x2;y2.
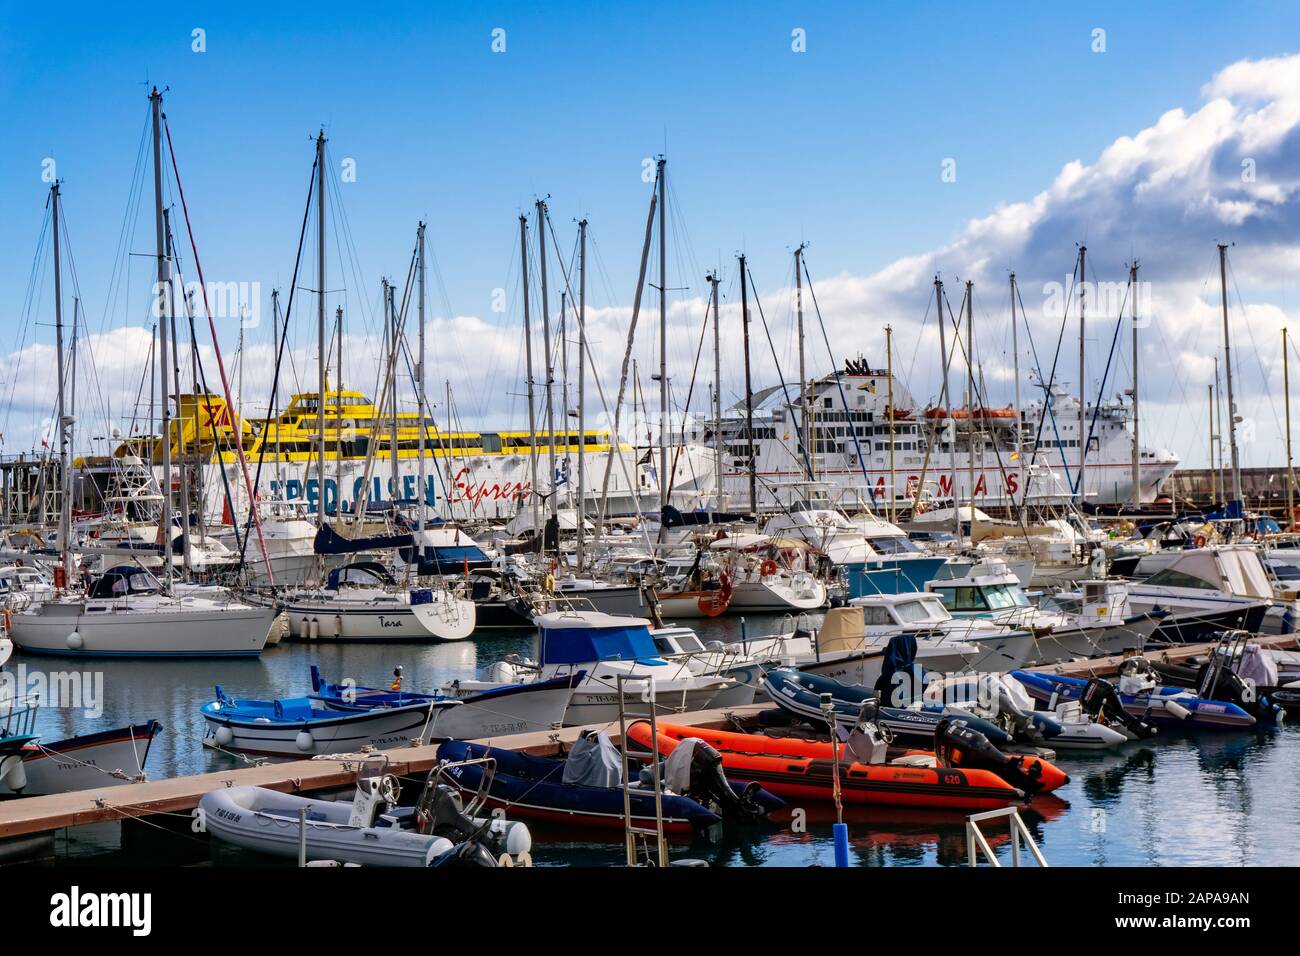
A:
7;89;276;659
267;139;475;642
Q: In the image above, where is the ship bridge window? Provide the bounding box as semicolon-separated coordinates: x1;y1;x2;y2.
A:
480;433;502;453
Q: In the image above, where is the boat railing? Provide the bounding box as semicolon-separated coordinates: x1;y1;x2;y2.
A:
0;692;39;740
966;807;1048;867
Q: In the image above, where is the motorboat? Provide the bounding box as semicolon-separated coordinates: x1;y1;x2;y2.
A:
729;597;1037;687
0;718;162;796
308;665;582;739
926;564;1159;662
921;673;1128;750
1114;546;1287;640
440;610;754;726
1010;659;1271;730
626;719;1054;808
201;686;440;757
200;757;531;867
436;732;782;833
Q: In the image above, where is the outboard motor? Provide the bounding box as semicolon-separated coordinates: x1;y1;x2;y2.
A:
1081;676;1157;739
415;783;505;865
1195;662;1284;724
683;740;772;823
934;716;1045;795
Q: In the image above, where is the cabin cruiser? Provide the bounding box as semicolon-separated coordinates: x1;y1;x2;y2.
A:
7;565;275;658
1115;546;1287;639
439;610;753;725
925;561;1159;662
726;596;1036;688
278;561;475;641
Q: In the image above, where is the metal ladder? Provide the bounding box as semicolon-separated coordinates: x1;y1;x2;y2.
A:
966;807;1049;867
616;674;669;867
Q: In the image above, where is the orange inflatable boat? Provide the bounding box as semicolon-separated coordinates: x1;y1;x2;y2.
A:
626;721;1030;811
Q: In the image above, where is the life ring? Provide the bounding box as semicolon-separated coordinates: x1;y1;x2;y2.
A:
1193;533;1208;548
759;559;778;577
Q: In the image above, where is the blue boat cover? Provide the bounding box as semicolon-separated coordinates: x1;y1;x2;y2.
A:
540;624;664;665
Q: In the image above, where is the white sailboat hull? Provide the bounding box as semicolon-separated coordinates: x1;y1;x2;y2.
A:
283;591;476;642
8;602;274;658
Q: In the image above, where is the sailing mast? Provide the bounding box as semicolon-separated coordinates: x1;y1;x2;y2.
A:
1129;262;1141;512
965;281;977;520
335;305;344;515
315;129;327;531
1208;383;1217;504
935;276;959;541
1077;244;1087;502
1218;243;1243;505
794;243;810;482
707;270;722;508
416;223;428;532
656;157;669;525
150;87;175;594
387;281;400;510
164;209;192;576
50;180;73;585
886;324;895;522
576;218;588;571
519;215;541;535
1285;327;1294;526
572;221;587;572
536;199;557;534
1010;272;1022;478
738;254;756;513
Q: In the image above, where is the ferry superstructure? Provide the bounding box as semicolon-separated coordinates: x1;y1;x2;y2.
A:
687;360;1179;512
75;388;716;522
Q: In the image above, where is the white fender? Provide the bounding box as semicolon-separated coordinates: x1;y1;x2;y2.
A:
295;730;315;751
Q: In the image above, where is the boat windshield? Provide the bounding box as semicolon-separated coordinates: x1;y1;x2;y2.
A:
892;598;947;623
983;584;1030;609
867;536;920;555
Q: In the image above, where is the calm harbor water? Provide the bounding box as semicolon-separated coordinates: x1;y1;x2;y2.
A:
11;613;1300;867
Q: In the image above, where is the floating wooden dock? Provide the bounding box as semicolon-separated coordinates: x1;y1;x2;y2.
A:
0;704;763;844
1029;632;1298;677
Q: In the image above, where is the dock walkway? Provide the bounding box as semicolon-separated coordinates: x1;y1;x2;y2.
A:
0;705;757;842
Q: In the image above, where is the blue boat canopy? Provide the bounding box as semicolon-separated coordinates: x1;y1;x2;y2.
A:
540;623;664;665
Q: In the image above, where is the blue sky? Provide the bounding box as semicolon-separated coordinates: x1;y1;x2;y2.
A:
3;2;1300;467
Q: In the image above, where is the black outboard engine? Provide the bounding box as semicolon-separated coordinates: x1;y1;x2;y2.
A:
416;783;501;866
1195;662;1283;723
1081;676;1157;739
683;741;771;823
935;716;1039;796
